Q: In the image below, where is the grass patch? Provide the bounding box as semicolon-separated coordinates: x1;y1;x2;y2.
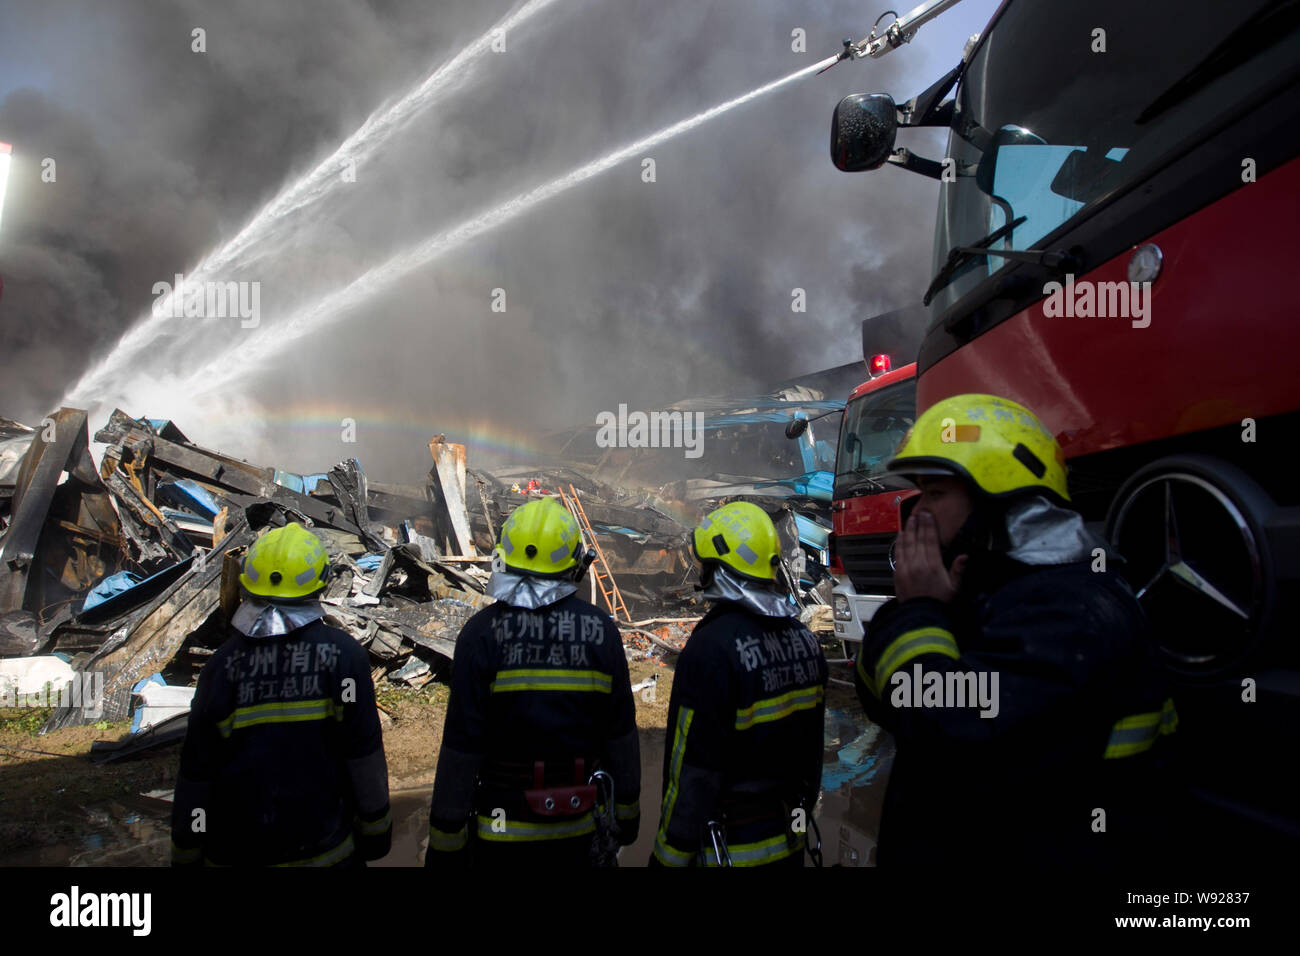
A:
375;681;449;713
0;705;54;736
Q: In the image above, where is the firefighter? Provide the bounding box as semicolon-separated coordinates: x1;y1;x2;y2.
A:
652;501;828;867
171;522;392;866
854;393;1179;867
425;497;640;867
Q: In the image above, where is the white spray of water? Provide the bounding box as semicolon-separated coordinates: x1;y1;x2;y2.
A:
181;54;841;395
66;0;561;406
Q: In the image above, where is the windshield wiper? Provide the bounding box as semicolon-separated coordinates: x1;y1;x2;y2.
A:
923;216;1023;305
840;466;887;494
923;216;1081;305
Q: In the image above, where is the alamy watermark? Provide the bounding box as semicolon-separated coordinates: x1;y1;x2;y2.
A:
49;886;151;936
152;273;260;328
595;404;705;459
888;664;1000;718
0;672;105;719
1042;274;1151;328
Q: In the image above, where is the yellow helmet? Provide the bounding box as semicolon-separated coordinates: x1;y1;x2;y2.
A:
693;501;781;583
888;393;1069;504
239;523;330;600
496;497;583;577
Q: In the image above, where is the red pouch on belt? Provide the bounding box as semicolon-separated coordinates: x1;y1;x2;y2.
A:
523;759;597;817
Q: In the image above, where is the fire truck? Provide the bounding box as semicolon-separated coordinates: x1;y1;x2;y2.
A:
829;0;1300;846
827;357;916;647
783;308;923;653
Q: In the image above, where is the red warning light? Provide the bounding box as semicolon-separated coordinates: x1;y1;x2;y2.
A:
869;353;892;376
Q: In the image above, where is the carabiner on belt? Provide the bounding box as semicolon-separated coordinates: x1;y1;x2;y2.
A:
705;819;732;867
588;769;616;832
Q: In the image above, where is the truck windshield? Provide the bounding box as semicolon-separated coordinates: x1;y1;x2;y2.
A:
929;0;1282;314
835;380;915;497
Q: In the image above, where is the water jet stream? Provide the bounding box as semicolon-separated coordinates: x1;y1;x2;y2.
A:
66;0;562;405
182;54;840;396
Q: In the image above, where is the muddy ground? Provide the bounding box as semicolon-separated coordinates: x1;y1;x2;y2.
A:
0;654;884;867
0;658;675;866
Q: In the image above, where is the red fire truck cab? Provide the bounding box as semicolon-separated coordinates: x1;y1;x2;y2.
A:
830;0;1300;847
829;359;917;645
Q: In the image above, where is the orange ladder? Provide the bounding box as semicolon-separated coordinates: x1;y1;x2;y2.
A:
560;484;631;623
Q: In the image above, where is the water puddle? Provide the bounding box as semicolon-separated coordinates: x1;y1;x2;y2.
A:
374;789;434;867
0;794;173;866
817;707;894;866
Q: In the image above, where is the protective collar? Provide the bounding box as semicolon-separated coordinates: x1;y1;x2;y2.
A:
232;597;325;637
1003;494;1110;566
487;569;577;610
701;564;798;618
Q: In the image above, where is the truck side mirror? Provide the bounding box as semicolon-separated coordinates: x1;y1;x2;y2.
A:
785;418;809;440
831;93;898;172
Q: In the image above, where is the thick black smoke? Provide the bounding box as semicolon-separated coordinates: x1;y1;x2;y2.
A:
0;0;955;481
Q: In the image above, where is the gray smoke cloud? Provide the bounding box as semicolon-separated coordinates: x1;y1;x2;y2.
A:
0;0;954;483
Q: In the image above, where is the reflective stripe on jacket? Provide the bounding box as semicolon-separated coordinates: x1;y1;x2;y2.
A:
654;602;827;867
426;594;640;866
854;556;1176;866
171;619;391;866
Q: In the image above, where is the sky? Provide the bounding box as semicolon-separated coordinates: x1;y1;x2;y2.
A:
0;0;1001;482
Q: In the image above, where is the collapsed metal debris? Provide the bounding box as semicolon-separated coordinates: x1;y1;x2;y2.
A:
1;396;840;739
0;409;500;732
0;409;121;616
534;386;851;607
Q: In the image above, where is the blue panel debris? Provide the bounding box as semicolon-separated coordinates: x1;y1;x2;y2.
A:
77;557;196;624
304;474;330;494
81;571;142;613
356;553;385;571
272;470;331;495
699;399;845;431
272;469;302;494
792;512;830;550
821;709;886;791
753;470;835;503
156;479;222;519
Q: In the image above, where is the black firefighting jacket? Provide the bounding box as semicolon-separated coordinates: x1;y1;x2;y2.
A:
171;619;392;866
653;602;828;867
854;554;1178;867
426;594;641;865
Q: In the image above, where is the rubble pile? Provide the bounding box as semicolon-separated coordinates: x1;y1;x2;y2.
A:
533;388;852;610
1;400;840;743
0;409;498;728
0;409;723;734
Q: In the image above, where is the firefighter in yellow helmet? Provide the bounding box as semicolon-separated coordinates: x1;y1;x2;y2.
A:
652;501;827;867
852;394;1179;867
171;522;391;866
426;496;640;868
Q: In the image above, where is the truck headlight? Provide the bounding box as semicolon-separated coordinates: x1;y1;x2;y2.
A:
833;594;851;621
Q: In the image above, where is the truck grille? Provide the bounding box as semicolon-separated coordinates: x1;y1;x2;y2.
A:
838;532;895;595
